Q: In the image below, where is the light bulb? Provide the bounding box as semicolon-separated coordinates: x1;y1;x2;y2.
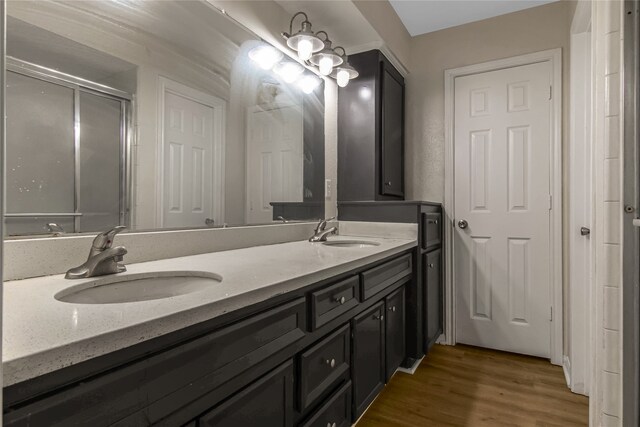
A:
319;56;333;76
298;75;320;94
297;39;313;61
337;69;350;87
274;62;304;83
248;45;283;70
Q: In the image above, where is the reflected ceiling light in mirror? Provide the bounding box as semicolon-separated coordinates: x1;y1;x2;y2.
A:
281;12;324;61
359;86;372;100
298;74;321;94
273;61;305;83
331;47;359;88
248;44;283;70
309;32;343;76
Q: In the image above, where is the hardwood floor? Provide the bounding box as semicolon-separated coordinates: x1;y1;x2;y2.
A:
357;344;589;427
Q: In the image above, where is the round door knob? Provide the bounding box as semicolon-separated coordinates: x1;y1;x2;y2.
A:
389;306;396;312
458;219;468;229
385;181;392;186
429;263;435;268
335;296;346;305
326;358;336;368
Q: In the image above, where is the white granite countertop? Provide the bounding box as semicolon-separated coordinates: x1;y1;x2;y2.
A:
3;235;415;386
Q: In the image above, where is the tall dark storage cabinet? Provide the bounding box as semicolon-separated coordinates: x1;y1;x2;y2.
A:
338;50;405;201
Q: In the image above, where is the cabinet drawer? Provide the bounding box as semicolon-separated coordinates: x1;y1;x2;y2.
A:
4;299;306;427
199;360;294;427
422;212;442;250
299;325;351;411
361;254;412;300
310;276;360;329
300;381;352;427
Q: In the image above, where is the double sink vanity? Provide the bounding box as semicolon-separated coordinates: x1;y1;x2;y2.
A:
2;224;428;426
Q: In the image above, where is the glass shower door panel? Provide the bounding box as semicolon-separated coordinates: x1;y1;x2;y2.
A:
78;91;122;232
5;71;76;235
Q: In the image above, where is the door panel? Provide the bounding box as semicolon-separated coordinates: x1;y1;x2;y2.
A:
381;65;404;198
385;287;405;381
351;302;385;420
454;62;552;358
163;91;215;228
425;249;442;351
246;105;303;224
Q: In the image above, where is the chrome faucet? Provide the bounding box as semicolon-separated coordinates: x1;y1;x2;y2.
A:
309;217;337;242
65;226;128;279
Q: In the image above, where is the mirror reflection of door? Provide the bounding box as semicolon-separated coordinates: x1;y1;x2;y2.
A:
159;78;225;229
246;104;304;224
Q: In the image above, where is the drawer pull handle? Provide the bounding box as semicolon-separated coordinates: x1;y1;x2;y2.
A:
429;263;435;268
389;306;396;312
325;358;336;368
334;296;346;305
326;423;337;427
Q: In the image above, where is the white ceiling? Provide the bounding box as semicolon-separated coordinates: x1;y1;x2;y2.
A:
389;0;559;36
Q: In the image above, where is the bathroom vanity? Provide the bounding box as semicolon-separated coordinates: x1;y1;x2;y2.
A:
3;236;419;426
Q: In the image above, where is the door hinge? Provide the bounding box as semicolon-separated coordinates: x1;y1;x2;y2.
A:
549;86;552;100
550;306;553;321
548;194;553;210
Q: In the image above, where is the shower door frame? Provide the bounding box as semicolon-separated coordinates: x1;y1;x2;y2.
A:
5;57;133;234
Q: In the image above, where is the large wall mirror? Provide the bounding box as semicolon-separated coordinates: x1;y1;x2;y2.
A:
4;0;326;237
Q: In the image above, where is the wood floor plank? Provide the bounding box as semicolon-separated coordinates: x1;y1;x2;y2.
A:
357;344;589;427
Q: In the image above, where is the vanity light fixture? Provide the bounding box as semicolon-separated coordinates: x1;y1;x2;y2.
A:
282;12;324;61
331;47;359;88
248;44;283;70
298;74;321;94
309;31;343;76
273;61;305;83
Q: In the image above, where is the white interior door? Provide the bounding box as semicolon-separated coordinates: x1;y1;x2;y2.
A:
454;62;552;358
163;91;215;228
246;105;303;224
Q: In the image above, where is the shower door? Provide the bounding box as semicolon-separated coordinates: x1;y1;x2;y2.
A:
5;59;130;236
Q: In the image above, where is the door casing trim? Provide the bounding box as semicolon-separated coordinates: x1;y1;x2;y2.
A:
443;48;563;365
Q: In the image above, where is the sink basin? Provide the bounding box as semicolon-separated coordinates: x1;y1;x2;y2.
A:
55;271;222;304
321;240;381;248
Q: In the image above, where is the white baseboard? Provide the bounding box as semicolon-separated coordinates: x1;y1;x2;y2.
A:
563;355;572;388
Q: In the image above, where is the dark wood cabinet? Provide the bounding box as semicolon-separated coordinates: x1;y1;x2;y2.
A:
351;302;386;420
337;201;445;365
4;253;412;427
425;249;443;351
385;287;405;381
198;360;294;427
338;50;405;201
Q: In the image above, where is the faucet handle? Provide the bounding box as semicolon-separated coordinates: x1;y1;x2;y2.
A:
315;216;336;233
92;226;127;251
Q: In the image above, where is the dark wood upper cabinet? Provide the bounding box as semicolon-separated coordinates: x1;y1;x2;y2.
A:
338;50;405;201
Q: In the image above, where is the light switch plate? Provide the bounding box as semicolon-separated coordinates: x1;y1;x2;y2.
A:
325;179;332;199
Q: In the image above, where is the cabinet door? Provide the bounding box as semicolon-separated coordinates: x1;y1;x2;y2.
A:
351;302;385;420
424;250;443;352
385;287;405;381
380;61;404;198
198;360;294;427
